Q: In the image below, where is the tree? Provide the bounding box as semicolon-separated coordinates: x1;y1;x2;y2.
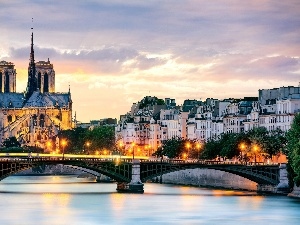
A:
85;126;115;153
58;126;115;154
201;139;221;160
59;127;87;154
153;137;186;158
266;128;287;158
285;113;300;187
219;133;240;159
2;137;21;148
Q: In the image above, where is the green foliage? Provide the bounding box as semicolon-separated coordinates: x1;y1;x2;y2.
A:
191;127;286;161
266;128;287;158
201;139;221;159
59;127;87;154
85;126;115;152
2;137;21;148
138;96;165;109
286;113;300;187
156;99;165;105
59;126;115;154
153;137;186;158
219;133;241;158
0;147;25;153
153;138;203;159
23;145;44;153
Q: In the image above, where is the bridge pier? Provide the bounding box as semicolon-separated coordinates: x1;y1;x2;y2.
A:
276;163;289;194
257;184;277;193
257;163;289;194
116;159;144;193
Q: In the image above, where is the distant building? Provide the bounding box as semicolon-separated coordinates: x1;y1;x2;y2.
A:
116;84;300;154
77;118;117;130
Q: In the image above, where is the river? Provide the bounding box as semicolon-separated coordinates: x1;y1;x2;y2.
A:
0;175;299;225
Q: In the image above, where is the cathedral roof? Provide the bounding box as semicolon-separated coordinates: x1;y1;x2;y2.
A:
0;93;24;108
23;91;71;108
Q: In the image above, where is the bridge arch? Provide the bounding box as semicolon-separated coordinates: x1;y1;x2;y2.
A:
140;162;279;185
0;159;132;183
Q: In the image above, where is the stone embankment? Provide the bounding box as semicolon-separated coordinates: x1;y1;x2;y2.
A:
288;185;300;198
15;165;111;182
156;168;258;191
16;164;81;175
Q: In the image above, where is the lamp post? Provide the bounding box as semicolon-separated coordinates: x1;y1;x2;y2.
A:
185;142;191;159
46;141;52;153
61;139;67;160
239;143;246;163
196;142;201;160
147;144;151;158
182;153;187;161
86;141;90;155
253;144;259;165
131;142;135;159
119;142;124;156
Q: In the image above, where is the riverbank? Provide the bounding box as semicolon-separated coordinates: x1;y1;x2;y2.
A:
156;168;258;191
288;185;300;198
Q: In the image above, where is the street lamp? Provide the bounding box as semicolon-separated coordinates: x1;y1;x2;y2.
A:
147;144;151;158
46;141;52;153
61;139;67;160
131;142;135;159
86;141;90;155
182;153;187;161
252;144;259;165
196;142;202;159
119;142;124;156
185;142;191;159
239;143;246;163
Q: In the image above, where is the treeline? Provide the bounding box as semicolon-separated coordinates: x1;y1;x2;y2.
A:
58;126;115;154
201;127;286;161
154;127;287;162
285;113;300;188
0;126;116;154
0;136;44;153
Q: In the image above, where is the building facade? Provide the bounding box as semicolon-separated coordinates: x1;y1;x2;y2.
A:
116;84;300;155
0;32;73;150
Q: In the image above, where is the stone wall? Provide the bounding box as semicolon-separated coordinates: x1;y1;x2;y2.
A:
158;168;258;191
288;185;300;198
15;164;111;182
15;164;81;175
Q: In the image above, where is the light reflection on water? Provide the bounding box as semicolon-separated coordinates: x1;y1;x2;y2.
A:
0;175;299;225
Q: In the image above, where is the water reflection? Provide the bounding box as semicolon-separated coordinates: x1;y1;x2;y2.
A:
42;193;72;224
0;176;299;225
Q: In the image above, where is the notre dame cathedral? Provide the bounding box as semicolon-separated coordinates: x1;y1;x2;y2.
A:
0;31;73;150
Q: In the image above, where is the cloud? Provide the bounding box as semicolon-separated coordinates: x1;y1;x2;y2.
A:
1;0;300;121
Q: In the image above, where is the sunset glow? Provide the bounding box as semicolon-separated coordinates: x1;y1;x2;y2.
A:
1;1;299;122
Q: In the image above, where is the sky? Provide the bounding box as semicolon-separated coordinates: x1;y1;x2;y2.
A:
0;0;299;122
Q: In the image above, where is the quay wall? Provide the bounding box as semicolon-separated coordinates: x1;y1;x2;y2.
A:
14;165;111;181
157;168;258;191
288;185;300;198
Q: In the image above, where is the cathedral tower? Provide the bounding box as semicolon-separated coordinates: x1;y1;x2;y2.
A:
36;59;55;93
26;32;37;99
0;61;16;93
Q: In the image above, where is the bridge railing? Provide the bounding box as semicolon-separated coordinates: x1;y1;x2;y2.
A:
0;156;280;166
0;156;134;163
140;158;280;166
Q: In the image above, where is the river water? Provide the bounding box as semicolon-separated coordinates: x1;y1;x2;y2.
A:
0;175;299;225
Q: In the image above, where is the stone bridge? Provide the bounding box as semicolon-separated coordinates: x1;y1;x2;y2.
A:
0;157;288;194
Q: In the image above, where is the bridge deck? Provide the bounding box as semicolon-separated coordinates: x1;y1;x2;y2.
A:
0;157;281;185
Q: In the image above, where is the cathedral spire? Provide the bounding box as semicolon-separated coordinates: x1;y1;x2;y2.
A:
25;18;37;99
